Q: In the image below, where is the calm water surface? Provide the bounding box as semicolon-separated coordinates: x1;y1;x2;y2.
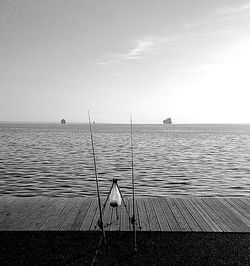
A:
0;123;250;197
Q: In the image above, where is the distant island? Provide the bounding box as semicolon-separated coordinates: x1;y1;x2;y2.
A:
163;118;172;124
61;119;66;124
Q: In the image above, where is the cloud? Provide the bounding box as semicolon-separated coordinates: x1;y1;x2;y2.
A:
119;37;160;60
97;36;182;65
215;3;250;15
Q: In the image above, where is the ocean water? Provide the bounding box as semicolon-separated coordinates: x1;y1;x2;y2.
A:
0;123;250;198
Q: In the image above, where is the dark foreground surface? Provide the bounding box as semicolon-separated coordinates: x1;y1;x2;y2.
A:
0;232;249;265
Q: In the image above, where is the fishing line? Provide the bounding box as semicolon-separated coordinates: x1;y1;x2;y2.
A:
130;114;137;252
88;111;106;246
90;234;105;266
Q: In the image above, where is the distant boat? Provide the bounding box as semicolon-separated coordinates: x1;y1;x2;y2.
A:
163;118;172;124
61;119;66;124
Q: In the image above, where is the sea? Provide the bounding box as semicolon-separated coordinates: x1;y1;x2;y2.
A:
0;123;250;198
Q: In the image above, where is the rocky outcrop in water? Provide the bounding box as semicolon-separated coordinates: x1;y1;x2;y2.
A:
163;118;172;124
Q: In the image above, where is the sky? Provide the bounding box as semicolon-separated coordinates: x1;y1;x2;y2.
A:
0;0;250;124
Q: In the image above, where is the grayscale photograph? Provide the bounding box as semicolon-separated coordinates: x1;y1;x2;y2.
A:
0;0;250;265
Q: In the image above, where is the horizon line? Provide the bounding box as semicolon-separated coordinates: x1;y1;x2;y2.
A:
0;120;250;125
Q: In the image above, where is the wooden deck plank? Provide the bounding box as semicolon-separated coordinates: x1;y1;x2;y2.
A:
109;207;120;231
102;201;113;231
18;198;53;230
150;198;170;231
29;198;60;230
0;197;26;226
0;197;20;226
0;196;15;209
114;205;123;231
108;207;115;231
137;198;150;231
86;200;99;231
228;198;250;220
243;197;250;204
149;198;162;231
0;197;15;223
127;198;140;232
69;199;92;231
210;198;249;232
135;197;145;231
202;198;242;232
145;198;161;231
135;198;142;232
60;198;84;230
39;198;68;230
216;198;250;232
107;204;115;231
6;197;49;230
131;197;141;232
0;197;41;229
90;200;103;231
193;198;230;232
120;197;130;231
237;198;250;213
50;198;78;230
158;198;180;231
175;198;202;232
143;198;154;231
87;201;99;231
80;199;98;231
240;197;250;209
180;198;212;232
166;198;191;231
114;198;132;231
35;198;68;230
0;196;250;232
223;198;250;226
187;198;222;232
118;198;127;231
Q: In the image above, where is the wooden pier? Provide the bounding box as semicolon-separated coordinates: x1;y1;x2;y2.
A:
0;196;249;232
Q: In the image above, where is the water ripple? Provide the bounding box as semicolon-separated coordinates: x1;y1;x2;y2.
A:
0;123;250;197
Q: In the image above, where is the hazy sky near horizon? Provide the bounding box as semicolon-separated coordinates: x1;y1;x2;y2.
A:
1;0;250;123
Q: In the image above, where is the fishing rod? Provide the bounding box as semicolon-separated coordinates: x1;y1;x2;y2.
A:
130;114;137;252
88;111;106;246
